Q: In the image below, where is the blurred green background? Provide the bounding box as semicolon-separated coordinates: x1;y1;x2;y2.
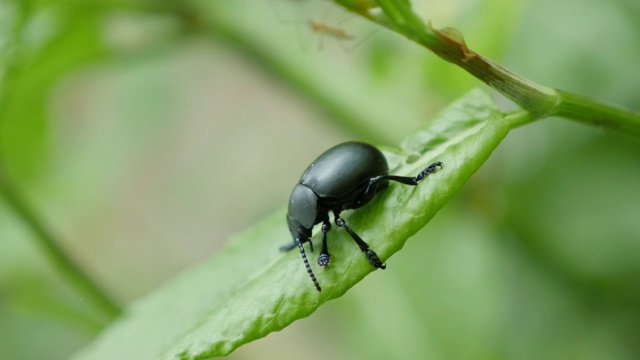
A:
1;0;639;359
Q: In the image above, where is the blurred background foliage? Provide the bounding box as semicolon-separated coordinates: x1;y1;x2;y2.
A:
0;0;639;359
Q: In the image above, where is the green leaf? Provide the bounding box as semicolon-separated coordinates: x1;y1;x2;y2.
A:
72;89;510;360
0;5;109;180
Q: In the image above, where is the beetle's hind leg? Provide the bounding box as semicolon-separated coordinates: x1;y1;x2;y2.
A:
381;161;443;186
357;162;443;206
334;214;386;269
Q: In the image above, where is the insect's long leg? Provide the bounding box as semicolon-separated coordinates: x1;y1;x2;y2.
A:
352;161;443;207
383;161;443;185
334;214;386;269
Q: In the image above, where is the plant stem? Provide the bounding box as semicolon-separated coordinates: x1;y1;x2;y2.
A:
503;109;535;129
0;170;121;321
555;90;640;137
335;0;640;136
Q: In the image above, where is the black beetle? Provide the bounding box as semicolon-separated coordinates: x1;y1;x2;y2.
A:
281;141;442;291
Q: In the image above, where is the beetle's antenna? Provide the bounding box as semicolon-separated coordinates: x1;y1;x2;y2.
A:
296;239;321;292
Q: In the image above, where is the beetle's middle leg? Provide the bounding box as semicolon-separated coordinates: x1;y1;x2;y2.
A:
334;214;386;269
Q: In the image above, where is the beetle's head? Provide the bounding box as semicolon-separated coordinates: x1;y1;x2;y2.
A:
287;184;318;239
287;184;321;291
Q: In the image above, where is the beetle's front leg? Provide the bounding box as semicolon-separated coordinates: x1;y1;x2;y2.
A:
318;220;331;267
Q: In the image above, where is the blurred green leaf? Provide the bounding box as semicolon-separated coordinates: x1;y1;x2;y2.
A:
0;5;108;180
72;89;511;359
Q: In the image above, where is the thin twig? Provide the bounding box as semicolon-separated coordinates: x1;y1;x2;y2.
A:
335;0;640;135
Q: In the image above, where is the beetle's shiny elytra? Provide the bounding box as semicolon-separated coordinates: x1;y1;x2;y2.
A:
281;141;442;291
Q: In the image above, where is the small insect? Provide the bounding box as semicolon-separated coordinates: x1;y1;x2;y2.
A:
281;141;443;291
308;20;356;41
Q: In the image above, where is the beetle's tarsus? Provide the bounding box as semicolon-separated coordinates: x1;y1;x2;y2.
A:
416;161;443;181
365;250;386;269
318;253;331;267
